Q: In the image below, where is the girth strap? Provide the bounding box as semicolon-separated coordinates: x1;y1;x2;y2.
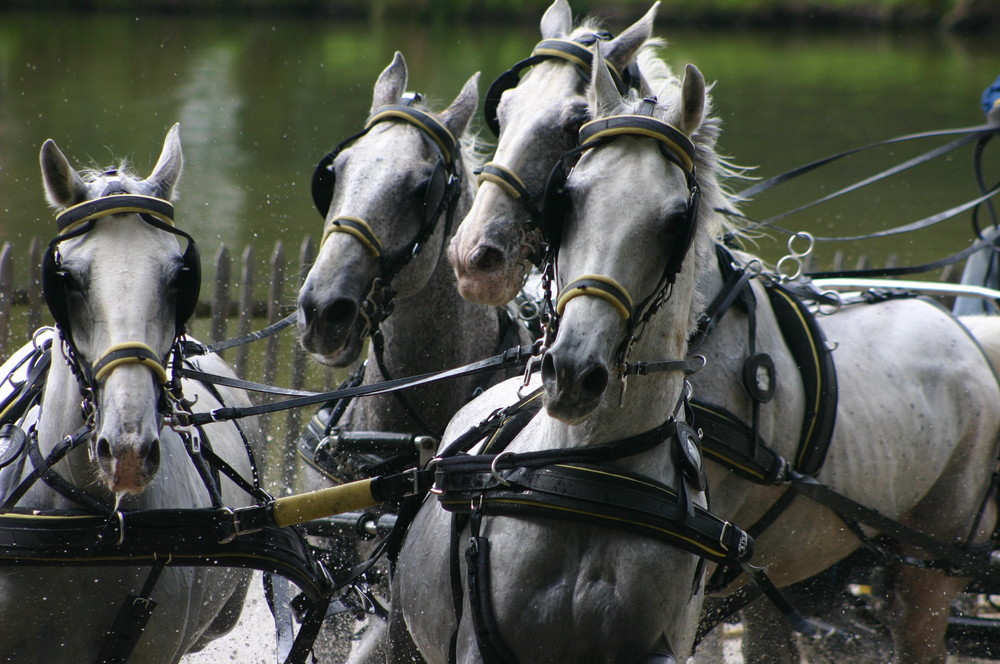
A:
465;510;520;664
94;562;165;664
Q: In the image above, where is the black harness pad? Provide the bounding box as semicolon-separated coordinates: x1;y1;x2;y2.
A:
765;282;838;476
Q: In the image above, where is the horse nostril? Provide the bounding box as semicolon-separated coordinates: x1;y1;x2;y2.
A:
322;298;359;331
145;439;161;475
95;437;112;461
580;365;610;399
541;353;559;391
469;245;505;273
299;294;319;327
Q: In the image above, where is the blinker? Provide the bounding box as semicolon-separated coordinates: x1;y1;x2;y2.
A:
0;425;26;469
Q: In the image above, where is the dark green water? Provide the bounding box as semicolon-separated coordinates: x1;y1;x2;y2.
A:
0;10;996;280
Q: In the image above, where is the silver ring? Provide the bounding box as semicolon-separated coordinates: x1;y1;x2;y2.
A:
490;450;515;486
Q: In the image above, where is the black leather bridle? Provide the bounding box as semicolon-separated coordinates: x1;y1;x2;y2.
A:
309;93;463;332
539;99;702;374
41;179;201;426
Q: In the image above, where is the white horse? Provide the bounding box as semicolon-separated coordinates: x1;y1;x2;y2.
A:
444;2;1000;662
476;53;999;662
297;52;511;449
0;125;263;663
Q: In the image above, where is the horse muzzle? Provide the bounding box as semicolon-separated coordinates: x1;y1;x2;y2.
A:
540;343;611;424
297;281;366;367
93;429;161;495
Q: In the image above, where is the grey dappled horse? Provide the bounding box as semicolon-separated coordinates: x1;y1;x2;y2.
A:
0;125;263;662
295;54;527;660
445;12;1000;658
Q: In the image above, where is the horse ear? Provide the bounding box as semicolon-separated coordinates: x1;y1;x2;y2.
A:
371;52;408;113
603;2;659;76
148;123;183;200
440;72;480;139
540;0;573;38
39;139;88;209
680;64;706;135
590;58;623;119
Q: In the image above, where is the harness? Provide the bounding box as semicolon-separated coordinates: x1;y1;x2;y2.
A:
1;190;332;664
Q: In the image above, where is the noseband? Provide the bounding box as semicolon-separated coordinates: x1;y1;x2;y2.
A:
478;34;642;262
42;180;201;421
310;93;462;331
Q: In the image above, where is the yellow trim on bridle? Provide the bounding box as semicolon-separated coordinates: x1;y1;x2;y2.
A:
365;108;456;164
556;274;634;321
56;196;176;238
93;342;169;385
580;119;696;174
531;40;592;70
321;216;383;259
477;164;528;200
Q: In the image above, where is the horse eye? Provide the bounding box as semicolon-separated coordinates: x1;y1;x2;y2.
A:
563;102;589;135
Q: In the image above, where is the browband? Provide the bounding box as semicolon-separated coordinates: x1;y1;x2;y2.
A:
55;195;175;237
579;115;697;174
366;105;457;165
531;38;627;89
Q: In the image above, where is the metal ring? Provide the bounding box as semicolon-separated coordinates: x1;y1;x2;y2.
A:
490;450;515;487
787;231;815;259
775;255;802;281
687;354;708;374
115;511;125;547
818;290;843;316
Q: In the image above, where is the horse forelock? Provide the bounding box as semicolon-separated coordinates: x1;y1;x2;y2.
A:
77;161;175;201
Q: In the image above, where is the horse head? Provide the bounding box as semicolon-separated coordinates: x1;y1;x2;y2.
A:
448;0;659;306
39;124;195;494
297;52;479;367
542;61;720;424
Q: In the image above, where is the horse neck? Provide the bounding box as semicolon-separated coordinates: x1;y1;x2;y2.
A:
356;160;503;433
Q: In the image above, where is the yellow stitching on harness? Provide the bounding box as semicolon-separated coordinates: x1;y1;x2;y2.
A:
556;274;633;320
94;342;168;385
580;120;696;174
56;196;175;237
531;39;592;70
321;216;383;258
477;164;527;200
366;109;456;164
